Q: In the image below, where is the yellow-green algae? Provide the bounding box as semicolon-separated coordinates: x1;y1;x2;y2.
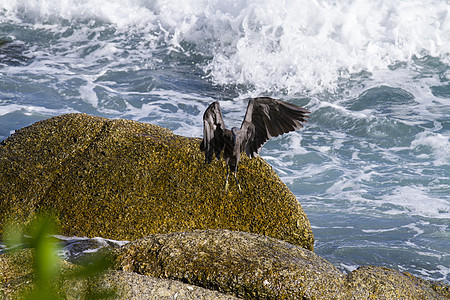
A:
0;113;314;250
115;229;450;300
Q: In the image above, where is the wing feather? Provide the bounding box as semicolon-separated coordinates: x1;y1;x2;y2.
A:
240;97;310;158
200;101;227;163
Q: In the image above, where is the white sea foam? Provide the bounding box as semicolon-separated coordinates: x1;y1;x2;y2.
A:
79;81;99;108
401;222;426;236
339;263;359;273
2;0;450;94
122;89;213;137
361;228;397;234
384;186;450;219
411;131;450;166
54;235;129;259
0;104;75;117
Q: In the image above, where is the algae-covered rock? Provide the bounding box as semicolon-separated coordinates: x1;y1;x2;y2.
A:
0;113;314;250
0;249;79;299
3;231;448;300
115;230;450;300
115;229;344;299
344;266;450;300
0;249;35;298
0;249;236;299
106;271;239;300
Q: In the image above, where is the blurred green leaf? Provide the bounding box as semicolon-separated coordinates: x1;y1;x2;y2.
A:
70;252;113;278
3;221;23;251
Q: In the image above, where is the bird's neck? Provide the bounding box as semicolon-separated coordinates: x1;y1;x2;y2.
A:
231;127;238;144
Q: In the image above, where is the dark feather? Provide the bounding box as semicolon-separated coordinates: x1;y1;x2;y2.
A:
200;101;227;163
240;97;310;158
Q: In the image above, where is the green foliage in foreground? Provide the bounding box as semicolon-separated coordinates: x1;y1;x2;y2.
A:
3;214;116;299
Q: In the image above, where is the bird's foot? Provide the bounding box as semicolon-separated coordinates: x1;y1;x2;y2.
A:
224;181;229;192
237;183;242;192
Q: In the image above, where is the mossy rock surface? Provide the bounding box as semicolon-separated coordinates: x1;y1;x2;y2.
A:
106;271;239;300
115;229;450;300
0;113;314;250
115;229;344;299
344;265;450;300
0;249;236;299
0;249;35;298
0;249;78;299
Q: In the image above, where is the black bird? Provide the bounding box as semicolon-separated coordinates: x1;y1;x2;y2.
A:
200;97;310;191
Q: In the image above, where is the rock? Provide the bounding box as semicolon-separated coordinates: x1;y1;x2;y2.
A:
115;229;450;300
0;250;237;299
0;113;314;250
0;250;35;298
344;266;450;300
106;271;238;300
0;249;79;299
2;231;448;299
115;229;345;299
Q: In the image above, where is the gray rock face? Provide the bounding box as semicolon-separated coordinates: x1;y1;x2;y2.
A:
115;230;450;300
106;271;239;300
0;249;238;299
116;229;345;299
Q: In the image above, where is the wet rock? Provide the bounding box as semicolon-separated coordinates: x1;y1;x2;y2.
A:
344;265;450;300
2;231;448;299
0;250;35;298
0;250;237;299
115;229;345;299
106;271;238;300
0;113;314;250
115;229;450;300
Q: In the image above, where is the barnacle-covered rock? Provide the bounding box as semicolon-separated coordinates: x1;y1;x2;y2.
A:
115;229;344;299
115;230;450;300
0;113;314;250
0;249;238;299
344;265;450;299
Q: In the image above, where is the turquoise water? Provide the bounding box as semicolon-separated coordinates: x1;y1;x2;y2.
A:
1;0;449;283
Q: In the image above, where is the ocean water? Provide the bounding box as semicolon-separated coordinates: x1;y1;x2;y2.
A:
0;0;449;283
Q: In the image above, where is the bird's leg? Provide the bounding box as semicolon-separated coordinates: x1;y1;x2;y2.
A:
225;165;230;192
234;165;241;192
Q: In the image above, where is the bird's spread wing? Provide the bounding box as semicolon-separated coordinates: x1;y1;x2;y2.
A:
200;101;227;163
239;97;310;158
